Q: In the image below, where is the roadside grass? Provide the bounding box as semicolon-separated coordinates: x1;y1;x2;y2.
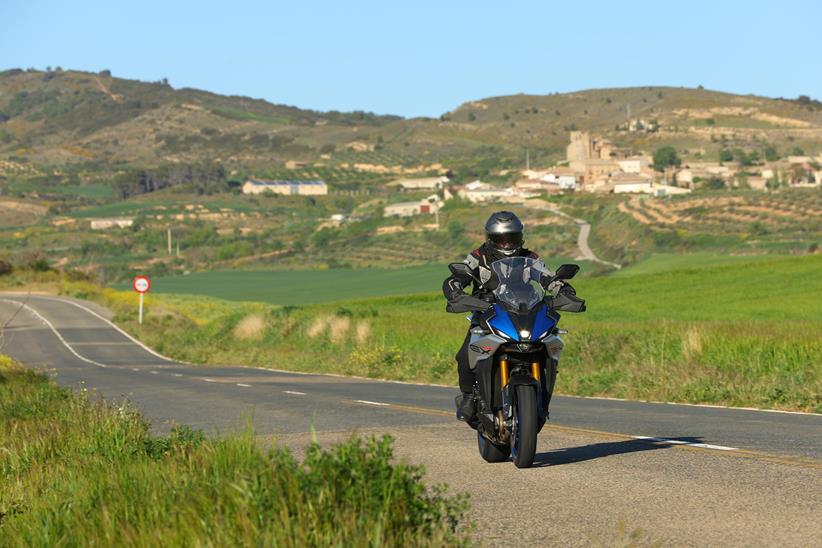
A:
3;253;821;412
0;356;469;545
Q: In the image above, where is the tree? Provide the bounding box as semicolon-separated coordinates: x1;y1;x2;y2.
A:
447;220;465;240
791;146;805;156
467;112;476;122
719;149;734;163
764;145;779;162
652;146;681;172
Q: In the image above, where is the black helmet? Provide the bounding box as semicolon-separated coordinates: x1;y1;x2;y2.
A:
485;211;524;257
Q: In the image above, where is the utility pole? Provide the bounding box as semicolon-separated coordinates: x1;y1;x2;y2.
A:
167;228;172;256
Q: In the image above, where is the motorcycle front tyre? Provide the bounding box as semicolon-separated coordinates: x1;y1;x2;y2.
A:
511;385;538;468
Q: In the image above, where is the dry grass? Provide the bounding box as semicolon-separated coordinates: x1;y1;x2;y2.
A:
306;316;330;339
681;325;703;363
355;321;372;344
329;316;351;343
233;314;266;340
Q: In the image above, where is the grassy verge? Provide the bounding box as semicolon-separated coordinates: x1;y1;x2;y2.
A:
0;356;468;545
2;254;820;412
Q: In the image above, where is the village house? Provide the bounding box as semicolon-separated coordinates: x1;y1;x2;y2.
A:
383;194;443;217
617;156;654;176
242;179;328;196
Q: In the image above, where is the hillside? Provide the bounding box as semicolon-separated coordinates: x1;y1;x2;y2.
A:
2;68;821;177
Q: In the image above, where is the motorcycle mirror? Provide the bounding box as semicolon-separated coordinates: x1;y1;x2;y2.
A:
554;263;580;280
449;262;481;283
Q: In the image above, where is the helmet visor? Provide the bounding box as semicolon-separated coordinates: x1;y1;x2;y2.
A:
488;232;523;251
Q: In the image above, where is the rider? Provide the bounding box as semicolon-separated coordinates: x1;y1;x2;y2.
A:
442;210;557;420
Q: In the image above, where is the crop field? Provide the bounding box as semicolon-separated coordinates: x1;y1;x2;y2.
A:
611;253;787;277
128;264;450;304
618;190;822;249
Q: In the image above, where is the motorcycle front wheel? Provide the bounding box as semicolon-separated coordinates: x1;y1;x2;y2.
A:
511;385;538;468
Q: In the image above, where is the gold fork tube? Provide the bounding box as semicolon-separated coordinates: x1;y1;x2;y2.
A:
500;359;510;387
531;361;541;382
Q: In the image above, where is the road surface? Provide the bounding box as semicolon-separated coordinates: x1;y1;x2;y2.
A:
1;294;820;546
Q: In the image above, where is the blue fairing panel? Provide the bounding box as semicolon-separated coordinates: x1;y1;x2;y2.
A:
533;304;556;339
488;304;519;341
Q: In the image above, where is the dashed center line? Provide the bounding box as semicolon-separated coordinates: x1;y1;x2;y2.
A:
631;435;738;451
150;370;159;375
283;390;306;396
172;373;182;377
202;378;217;383
236;383;252;388
132;368;140;372
356;399;389;406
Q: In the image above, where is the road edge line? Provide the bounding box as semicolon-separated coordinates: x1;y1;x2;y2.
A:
0;298;108;369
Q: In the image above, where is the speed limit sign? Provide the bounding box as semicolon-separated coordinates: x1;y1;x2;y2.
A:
133;275;151;323
133;275;151;294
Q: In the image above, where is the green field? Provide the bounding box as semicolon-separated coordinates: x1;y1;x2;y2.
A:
0;356;468;545
123;253;590;305
611;253;791;277
124;264;450;304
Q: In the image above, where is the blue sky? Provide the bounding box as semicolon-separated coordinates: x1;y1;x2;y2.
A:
2;1;819;117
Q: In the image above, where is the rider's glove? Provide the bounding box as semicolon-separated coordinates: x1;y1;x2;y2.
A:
545;280;565;297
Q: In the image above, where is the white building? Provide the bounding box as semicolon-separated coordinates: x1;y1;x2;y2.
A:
458;181;519;203
392;176;449;191
614;181;653;194
242;179;328;196
90;217;134;230
617;156;653;174
384;195;444;217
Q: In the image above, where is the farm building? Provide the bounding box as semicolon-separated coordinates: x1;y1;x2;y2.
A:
242;179;328;196
384;195;443;217
391;176;449;191
458;181;519;203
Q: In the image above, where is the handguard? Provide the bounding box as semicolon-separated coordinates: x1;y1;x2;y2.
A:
550;292;586;313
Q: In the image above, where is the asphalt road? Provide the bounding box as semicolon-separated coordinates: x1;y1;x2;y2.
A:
2;294;820;546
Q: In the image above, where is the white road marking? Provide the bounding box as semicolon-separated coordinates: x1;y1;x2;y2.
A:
132;368;140;372
150;370;159;374
0;298;108;368
236;383;252;387
631;435;738;452
356;399;389;406
172;373;183;377
202;378;217;383
283;390;306;396
34;296;180;363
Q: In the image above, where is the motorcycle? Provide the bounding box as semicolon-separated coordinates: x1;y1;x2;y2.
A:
447;257;586;468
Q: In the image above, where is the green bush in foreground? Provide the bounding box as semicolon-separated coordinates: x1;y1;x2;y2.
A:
0;357;469;546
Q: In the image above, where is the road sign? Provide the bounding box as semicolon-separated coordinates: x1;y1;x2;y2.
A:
133;275;151;324
133;275;151;294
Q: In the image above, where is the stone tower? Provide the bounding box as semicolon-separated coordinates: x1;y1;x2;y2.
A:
566;131;592;161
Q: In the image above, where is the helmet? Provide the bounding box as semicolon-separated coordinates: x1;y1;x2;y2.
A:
484;211;524;257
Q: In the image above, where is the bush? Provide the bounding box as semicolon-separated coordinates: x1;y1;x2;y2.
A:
0;360;470;545
0;259;12;276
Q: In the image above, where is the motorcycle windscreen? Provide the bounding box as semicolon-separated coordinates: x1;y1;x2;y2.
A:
488;304;520;341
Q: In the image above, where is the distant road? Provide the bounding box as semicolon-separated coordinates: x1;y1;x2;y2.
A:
524;200;621;269
1;294;820;546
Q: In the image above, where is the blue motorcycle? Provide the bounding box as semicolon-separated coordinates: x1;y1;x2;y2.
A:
447;257;586;468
